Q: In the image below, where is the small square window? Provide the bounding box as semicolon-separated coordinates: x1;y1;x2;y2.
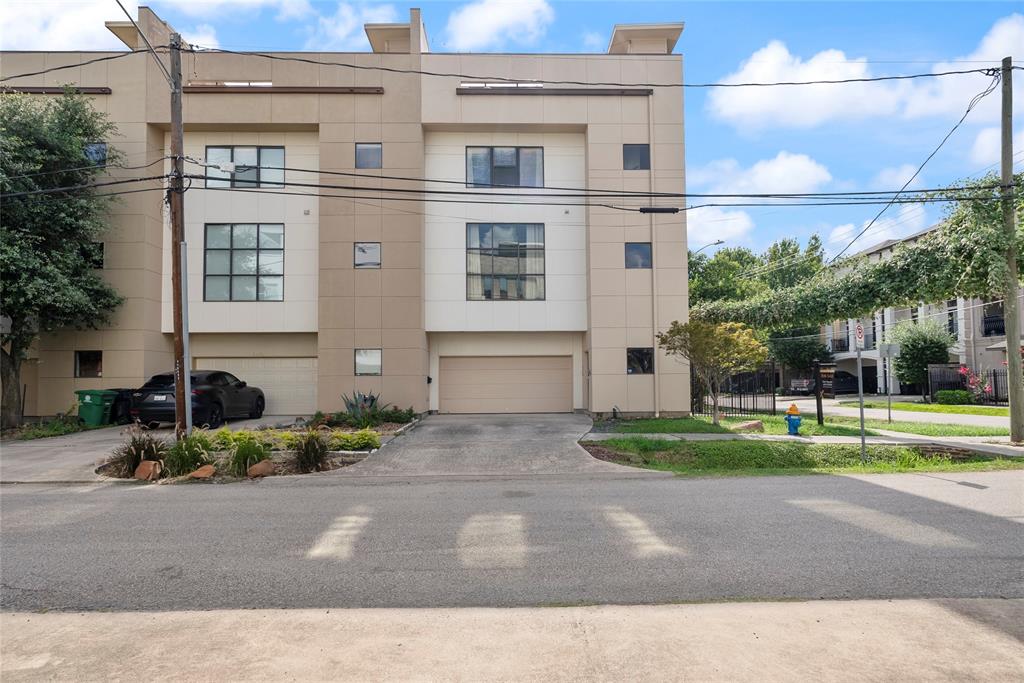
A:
75;350;103;378
625;242;652;268
355;143;382;169
623;144;651;170
355;349;382;376
354;242;381;268
626;347;654;375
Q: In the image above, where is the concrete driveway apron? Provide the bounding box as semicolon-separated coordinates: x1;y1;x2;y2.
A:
337;414;665;478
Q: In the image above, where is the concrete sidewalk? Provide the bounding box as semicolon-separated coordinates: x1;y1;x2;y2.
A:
3;600;1021;681
581;431;1024;458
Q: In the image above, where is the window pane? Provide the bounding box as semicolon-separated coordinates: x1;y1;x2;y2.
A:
355;143;382;169
494;276;515;300
258;251;283;275
491;223;516;249
75;350;103;378
258;224;284;249
232;250;258;275
259;147;284;186
206;224;231;248
205;275;230;301
491;164;517;187
234;147;258;186
523;248;544;274
467;275;486;300
623;144;651;170
519;148;543;187
232;224;258;248
467;223;490;249
466;250;490;274
522;275;544;300
466;147;490;186
232;276;257;301
206;147;231;187
355;349;382;375
482;275;493;300
625;242;652;268
205;250;231;275
492;147;516;167
523;223;543;247
258;276;284;301
626;348;655;374
354;242;381;268
493;252;518;275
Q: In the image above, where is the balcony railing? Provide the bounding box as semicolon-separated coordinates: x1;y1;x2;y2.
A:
983;315;1006;337
830;337;849;353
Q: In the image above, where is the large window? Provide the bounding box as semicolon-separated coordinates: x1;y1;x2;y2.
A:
466;147;543;188
205;146;284;188
466;223;544;301
204;224;284;301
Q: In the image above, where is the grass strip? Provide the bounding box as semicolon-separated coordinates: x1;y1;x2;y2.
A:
838;400;1008;417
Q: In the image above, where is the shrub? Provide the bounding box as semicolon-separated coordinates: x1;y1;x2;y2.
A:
164;430;214;477
294;430;330;473
307;410;330;428
212;427;235;451
936;389;973;405
105;426;168;478
228;438;270;477
16;413;85;440
341;391;391;428
380;406;416;424
329;428;380;451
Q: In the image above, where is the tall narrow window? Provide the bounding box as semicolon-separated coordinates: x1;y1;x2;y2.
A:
204;224;284;301
204;146;285;188
466;223;544;301
947;299;958;337
465;147;544;187
355;143;382;169
982;299;1005;337
623;144;650;170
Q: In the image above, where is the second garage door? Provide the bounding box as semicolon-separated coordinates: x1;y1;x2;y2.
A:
439;356;572;414
194;357;317;416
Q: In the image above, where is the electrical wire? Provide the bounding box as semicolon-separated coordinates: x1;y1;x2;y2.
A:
3;157;171;181
0;50;153;83
0;175;171;199
114;0;173;86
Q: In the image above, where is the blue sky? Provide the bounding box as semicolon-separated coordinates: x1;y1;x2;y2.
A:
3;1;1022;256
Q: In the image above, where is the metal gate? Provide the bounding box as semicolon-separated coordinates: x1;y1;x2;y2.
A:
691;362;777;417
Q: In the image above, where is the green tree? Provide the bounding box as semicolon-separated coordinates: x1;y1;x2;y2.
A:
766;329;832;374
687;246;765;306
657;320;768;425
0;90;124;428
888;319;953;399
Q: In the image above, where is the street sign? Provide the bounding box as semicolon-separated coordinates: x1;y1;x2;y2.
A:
855;323;865;350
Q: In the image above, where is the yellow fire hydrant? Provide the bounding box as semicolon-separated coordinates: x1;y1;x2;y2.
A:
784;403;802;436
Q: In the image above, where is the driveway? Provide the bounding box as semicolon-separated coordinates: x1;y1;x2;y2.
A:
336;413;661;478
0;417;296;484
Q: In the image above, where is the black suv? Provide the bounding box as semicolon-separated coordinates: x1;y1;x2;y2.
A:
130;370;265;428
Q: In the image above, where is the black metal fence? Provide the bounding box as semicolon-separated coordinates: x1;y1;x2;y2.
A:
691;362;777;417
927;363;1010;405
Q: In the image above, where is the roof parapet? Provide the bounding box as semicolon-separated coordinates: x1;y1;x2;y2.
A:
607;23;684;54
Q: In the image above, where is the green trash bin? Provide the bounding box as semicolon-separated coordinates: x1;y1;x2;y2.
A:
75;389;118;427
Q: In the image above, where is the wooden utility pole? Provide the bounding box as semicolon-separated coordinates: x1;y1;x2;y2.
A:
1001;56;1023;443
169;33;189;439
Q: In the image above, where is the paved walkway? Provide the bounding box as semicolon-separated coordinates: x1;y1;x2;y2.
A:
333;414;660;478
581;431;1024;458
3;600;1021;681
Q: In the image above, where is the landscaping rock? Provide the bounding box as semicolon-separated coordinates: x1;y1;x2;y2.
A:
134;460;162;481
247;460;276;478
731;420;764;432
188;464;216;479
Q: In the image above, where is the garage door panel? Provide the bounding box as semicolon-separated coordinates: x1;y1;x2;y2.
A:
439;356;572;413
196;357;317;416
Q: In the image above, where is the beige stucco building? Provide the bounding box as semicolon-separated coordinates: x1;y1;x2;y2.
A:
3;7;691;418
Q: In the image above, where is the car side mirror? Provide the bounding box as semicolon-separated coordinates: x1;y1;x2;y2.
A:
237;381;247;388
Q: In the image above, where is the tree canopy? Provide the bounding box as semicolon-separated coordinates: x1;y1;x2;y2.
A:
0;90;125;427
888;319;954;397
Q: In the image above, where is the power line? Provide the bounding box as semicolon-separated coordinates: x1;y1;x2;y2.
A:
0;175;170;199
114;0;173;86
0;50;150;83
3;157;170;181
188;46;1013;90
828;70;1002;263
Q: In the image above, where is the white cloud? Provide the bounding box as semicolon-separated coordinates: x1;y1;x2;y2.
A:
870;164;923;191
445;0;554;51
160;0;313;21
182;24;219;49
582;31;605;52
969;126;1024;168
304;3;398;51
686;206;755;244
0;0;138;50
826;204;929;254
708;14;1023;130
689;152;832;195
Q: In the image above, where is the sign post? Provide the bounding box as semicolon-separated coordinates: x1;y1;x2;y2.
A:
855;323;867;463
877;343;901;425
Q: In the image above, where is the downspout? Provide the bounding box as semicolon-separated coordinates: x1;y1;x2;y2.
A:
648;92;660;417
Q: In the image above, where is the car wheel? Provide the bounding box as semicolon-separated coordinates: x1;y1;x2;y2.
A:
207;404;224;429
146;421;161;430
250;397;265;419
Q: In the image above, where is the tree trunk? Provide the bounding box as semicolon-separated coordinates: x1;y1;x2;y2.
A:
710;380;720;426
1;347;23;429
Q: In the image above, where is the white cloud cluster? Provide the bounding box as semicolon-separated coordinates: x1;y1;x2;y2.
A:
182;23;220;49
686;206;755;244
870;164;923;191
303;3;398;51
969;126;1024;168
170;0;313;21
708;13;1023;130
0;0;137;51
826;203;929;254
445;0;554;51
689;151;832;195
581;31;605;52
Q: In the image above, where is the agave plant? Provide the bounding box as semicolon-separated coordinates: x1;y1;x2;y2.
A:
340;391;391;428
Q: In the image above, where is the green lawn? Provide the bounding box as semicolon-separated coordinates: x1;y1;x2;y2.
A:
826;415;1010;437
613;415;874;437
839;400;1009;417
586;437;1023;477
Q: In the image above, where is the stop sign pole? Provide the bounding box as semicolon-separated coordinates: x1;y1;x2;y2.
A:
855;323;866;463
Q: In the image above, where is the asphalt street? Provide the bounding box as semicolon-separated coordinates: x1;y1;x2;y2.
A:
2;469;1021;611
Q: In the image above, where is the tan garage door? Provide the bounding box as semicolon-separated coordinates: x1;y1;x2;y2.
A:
439;356;572;414
195;357;317;416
